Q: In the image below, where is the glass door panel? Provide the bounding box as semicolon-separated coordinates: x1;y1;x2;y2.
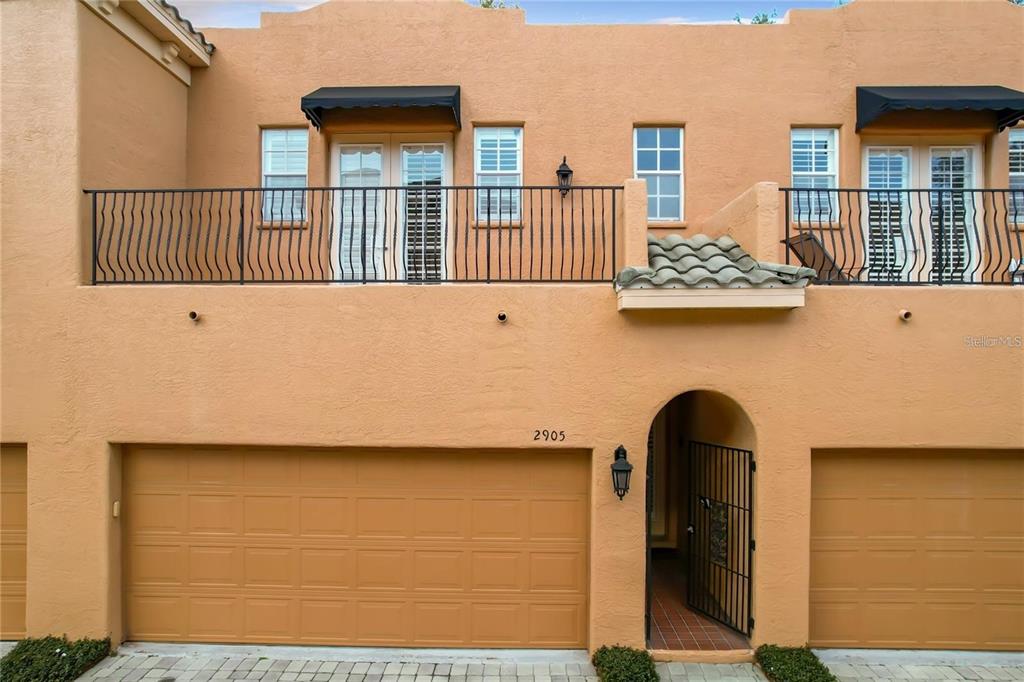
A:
401;144;446;282
929;147;975;283
335;145;385;281
864;147;912;281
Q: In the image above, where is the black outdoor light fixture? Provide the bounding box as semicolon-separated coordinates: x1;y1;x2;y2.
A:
556;156;573;196
610;445;633;500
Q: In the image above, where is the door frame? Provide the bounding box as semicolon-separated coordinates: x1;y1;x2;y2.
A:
859;138;985;283
329;133;454;281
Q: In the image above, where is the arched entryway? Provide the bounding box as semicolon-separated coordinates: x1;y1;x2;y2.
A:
646;390;755;651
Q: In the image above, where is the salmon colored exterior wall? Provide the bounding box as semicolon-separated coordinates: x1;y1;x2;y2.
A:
1;0;1023;657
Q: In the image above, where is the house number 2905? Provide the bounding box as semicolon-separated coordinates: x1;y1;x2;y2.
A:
534;429;566;442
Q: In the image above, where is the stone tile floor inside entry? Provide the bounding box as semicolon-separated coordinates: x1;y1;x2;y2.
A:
648;553;749;651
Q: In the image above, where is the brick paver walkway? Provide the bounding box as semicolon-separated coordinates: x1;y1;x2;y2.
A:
69;647;1024;682
78;651;769;682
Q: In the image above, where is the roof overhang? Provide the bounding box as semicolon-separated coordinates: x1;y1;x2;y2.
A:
300;86;461;130
856;86;1024;132
617;288;806;311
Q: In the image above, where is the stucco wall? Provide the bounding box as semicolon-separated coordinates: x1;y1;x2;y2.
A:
186;0;1023;228
2;0;1023;654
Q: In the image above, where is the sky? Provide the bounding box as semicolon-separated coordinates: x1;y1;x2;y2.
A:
172;0;845;29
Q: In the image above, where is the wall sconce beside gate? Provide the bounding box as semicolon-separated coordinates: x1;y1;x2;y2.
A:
611;445;633;500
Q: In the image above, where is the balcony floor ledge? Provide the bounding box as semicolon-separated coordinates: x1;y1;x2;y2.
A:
617;287;805;311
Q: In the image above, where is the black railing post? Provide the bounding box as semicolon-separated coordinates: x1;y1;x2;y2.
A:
611;189;617;278
937;190;945;286
783;189;791;265
486;188;492;283
238;190;245;285
90;191;98;285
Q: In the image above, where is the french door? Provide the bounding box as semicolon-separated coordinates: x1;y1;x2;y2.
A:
331;134;451;282
862;145;981;283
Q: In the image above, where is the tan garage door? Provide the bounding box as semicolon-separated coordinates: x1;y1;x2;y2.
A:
124;446;589;647
1;444;27;639
810;449;1024;650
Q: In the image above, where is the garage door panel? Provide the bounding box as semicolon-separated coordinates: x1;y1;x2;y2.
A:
413;498;466;538
129;492;185;534
300;548;352;588
1;444;27;639
125;446;589;647
299;599;354;641
299;497;350;537
810;449;1024;650
188;494;243;535
243;496;296;536
414;602;466;644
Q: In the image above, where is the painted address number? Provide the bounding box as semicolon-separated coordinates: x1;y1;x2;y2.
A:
533;429;566;442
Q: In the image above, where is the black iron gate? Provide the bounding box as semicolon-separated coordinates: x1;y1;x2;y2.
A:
686;440;755;636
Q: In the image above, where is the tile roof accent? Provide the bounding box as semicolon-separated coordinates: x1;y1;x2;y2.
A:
158;0;215;55
615;234;816;290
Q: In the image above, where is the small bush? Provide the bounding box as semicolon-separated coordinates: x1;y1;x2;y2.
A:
592;645;659;682
755;644;837;682
0;635;111;682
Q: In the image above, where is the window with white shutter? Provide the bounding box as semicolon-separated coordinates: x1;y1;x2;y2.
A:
1010;130;1024;224
261;128;309;222
791;128;839;217
634;127;684;221
475;127;522;221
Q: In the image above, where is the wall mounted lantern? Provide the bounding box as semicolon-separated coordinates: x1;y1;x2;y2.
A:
610;445;633;500
556;156;574;196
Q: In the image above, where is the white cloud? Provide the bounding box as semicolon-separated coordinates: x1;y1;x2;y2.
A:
650;15;736;25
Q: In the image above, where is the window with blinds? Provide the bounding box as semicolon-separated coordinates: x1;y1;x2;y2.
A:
929;147;975;283
791;128;838;217
634;127;684;221
475;127;522;221
262;129;308;222
403;145;446;282
1010;130;1024;224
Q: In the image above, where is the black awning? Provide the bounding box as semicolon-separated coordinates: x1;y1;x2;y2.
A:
857;86;1024;132
300;85;461;130
856;84;1024;131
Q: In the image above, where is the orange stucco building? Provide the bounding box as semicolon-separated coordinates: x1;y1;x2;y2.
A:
1;0;1023;660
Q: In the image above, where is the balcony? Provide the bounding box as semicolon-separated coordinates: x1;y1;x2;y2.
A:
85;186;621;284
782;188;1024;285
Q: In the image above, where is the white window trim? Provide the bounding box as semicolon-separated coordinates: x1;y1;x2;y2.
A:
261;128;309;223
261;128;309;187
474;127;523;221
633;127;685;222
1008;129;1024;187
791;128;839;188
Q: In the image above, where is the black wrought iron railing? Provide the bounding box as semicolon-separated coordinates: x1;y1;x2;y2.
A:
84;186;620;284
782;188;1024;285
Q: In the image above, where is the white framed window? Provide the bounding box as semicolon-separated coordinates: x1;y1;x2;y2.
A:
261;128;308;222
1011;129;1024;190
474;127;522;221
634;127;684;221
1011;129;1024;225
791;128;839;216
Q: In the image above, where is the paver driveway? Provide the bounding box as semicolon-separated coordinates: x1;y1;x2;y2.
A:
76;647;766;682
67;645;1024;682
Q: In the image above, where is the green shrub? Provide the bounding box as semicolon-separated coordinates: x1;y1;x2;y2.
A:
755;644;837;682
592;645;659;682
0;635;111;682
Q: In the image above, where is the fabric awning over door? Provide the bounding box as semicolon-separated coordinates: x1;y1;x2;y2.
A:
856;86;1024;131
300;85;461;130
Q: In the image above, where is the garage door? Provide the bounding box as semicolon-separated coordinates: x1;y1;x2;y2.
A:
124;446;589;647
1;444;27;639
810;449;1024;650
